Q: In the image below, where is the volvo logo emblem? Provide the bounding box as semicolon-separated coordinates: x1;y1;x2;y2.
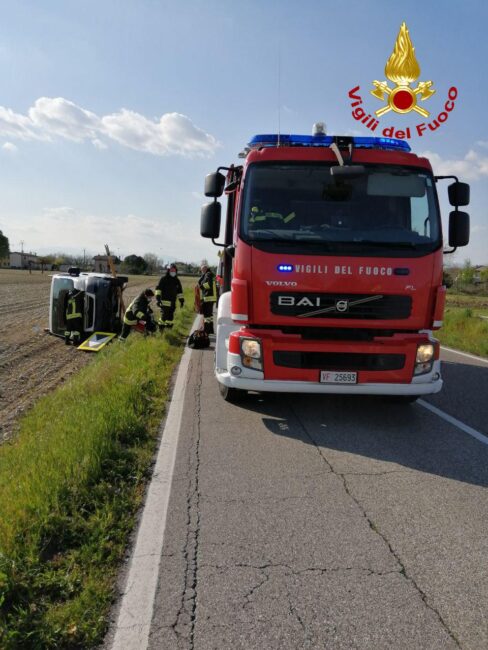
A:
335;299;349;312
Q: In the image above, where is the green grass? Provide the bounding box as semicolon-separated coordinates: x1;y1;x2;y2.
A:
0;290;195;649
446;291;488;310
437;307;488;358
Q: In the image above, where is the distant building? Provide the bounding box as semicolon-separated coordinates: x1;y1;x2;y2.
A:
92;255;120;274
9;252;42;269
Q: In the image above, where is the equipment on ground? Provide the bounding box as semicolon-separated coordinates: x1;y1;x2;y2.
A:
78;332;117;352
201;128;470;402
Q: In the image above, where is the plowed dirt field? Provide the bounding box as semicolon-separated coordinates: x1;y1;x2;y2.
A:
0;270;161;443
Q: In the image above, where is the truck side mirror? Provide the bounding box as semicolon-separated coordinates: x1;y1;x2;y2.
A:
448;181;470;207
204;172;226;198
201;202;221;239
449;210;470;247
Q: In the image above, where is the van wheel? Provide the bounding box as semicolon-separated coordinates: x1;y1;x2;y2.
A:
219;383;245;403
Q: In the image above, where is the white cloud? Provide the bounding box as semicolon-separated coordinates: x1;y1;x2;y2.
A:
4;207;211;262
0;97;219;157
28;97;100;142
92;138;108;150
2;142;18;153
101;110;218;157
419;148;488;181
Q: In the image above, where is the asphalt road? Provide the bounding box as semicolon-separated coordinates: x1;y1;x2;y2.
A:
109;344;488;650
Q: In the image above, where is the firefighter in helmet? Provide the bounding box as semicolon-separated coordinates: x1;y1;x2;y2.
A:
119;288;155;340
155;263;184;331
64;288;85;345
198;264;217;334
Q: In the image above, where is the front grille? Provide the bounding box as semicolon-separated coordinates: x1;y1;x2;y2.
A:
273;351;406;371
270;292;412;320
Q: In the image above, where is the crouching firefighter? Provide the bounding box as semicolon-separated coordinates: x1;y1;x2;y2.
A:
198;264;216;334
64;288;85;345
155;263;184;331
119;288;156;340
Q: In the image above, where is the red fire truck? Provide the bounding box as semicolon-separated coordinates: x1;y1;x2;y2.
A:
201;129;470;402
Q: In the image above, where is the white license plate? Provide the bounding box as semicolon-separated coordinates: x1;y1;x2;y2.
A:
320;371;357;384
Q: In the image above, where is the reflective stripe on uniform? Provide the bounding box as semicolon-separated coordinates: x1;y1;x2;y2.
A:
161;300;172;306
136;311;145;319
155;289;162;296
124;310;138;325
249;210;295;224
66;298;82;320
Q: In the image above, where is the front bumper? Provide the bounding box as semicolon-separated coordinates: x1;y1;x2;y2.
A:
218;329;442;396
217;359;442;395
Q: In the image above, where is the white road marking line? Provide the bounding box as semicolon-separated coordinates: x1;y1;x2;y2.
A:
441;345;488;365
419;400;488;447
110;318;199;650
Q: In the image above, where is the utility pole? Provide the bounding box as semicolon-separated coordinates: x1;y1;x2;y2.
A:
20;240;25;269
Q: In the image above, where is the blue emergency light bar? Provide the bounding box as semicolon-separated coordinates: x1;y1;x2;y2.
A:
248;134;411;153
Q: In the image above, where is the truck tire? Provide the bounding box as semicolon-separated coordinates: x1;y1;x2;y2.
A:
219;383;246;403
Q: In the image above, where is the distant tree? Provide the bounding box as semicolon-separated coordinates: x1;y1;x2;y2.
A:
0;230;9;260
143;253;159;275
458;259;475;284
122;254;148;275
480;267;488;283
39;255;55;274
442;270;454;289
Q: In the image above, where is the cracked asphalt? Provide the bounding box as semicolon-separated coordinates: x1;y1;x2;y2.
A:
146;348;488;649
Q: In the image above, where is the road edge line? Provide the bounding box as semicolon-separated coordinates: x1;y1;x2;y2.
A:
419;399;488;447
441;345;488;365
110;317;199;649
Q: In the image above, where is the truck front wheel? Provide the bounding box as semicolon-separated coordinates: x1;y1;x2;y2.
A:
219;383;246;403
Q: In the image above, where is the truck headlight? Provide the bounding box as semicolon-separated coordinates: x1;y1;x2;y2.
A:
414;343;434;375
240;338;263;370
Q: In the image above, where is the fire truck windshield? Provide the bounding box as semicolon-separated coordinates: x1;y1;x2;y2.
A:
240;163;441;255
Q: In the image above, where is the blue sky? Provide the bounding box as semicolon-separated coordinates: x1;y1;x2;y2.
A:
0;0;487;264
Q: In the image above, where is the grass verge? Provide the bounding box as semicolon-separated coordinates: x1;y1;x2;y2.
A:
437;307;488;358
0;290;195;649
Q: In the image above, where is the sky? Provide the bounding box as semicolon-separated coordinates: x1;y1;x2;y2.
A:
0;0;487;265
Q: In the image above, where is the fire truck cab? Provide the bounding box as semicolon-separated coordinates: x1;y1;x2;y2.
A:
201;130;470;402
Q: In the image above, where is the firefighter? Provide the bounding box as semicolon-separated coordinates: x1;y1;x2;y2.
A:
64;288;85;345
155;264;184;331
119;288;155;340
198;264;217;334
249;205;296;227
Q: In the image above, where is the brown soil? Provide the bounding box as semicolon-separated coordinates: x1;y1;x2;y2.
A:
0;270;158;443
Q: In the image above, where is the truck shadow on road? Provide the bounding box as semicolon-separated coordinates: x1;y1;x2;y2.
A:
236;362;488;488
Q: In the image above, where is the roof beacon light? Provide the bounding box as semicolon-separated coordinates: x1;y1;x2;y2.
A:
247;134;411;153
312;122;326;136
